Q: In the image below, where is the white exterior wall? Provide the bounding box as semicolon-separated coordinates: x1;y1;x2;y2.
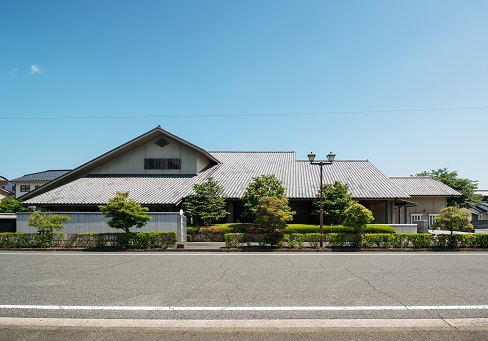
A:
90;136;212;175
393;196;448;224
407;196;447;217
197;153;211;173
16;212;187;242
15;181;47;199
387;224;418;234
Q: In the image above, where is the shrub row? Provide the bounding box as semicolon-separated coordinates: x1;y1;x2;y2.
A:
0;232;64;248
0;232;177;249
224;233;488;249
283;224;396;234
189;224;396;235
364;233;488;249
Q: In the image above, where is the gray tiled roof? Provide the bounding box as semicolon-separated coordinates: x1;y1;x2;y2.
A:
476;203;488;213
24;153;411;205
24;174;209;205
12;170;71;182
390;176;461;196
209;152;410;199
469;207;481;215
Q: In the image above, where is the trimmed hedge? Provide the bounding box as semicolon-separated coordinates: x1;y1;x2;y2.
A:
0;232;64;248
187;223;254;235
224;233;244;248
222;232;488;249
284;224;396;234
0;232;177;249
189;224;396;235
283;234;306;249
304;233;323;248
364;225;397;234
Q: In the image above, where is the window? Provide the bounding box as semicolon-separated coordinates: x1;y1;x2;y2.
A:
410;213;423;224
20;185;31;192
428;214;439;228
144;158;181;170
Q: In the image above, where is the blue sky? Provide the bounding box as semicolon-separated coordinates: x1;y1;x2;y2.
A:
1;0;487;188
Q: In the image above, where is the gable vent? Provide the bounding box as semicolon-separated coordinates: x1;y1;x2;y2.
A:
155;138;170;148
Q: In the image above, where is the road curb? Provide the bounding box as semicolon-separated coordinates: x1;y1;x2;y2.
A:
1;317;488;330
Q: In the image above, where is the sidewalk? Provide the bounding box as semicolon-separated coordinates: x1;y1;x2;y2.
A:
173;242;227;251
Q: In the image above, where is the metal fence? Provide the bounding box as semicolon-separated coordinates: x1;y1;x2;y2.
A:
16;212;187;242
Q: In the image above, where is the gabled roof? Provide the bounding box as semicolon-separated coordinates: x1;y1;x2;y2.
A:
0;187;12;197
12;170;71;182
475;203;488;213
23;152;411;206
469;207;482;215
22;174;213;206
19;127;220;201
390;176;461;197
208;153;410;199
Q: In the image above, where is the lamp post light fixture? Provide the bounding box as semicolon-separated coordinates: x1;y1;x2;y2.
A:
308;152;336;247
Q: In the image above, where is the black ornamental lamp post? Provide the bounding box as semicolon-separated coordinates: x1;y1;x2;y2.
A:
308;152;336;247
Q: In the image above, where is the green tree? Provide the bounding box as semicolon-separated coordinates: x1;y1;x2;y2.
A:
432;206;473;234
416;168;482;208
313;181;356;225
0;197;29;213
28;211;70;247
241;174;286;221
343;203;374;235
254;196;295;246
99;191;151;233
185;177;229;226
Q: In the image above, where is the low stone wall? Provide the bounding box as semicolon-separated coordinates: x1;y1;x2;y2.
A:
387;224;418;234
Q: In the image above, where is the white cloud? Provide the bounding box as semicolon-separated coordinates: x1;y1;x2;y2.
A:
30;64;41;74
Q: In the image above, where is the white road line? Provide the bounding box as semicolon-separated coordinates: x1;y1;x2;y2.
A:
1;304;487;311
1;317;488;329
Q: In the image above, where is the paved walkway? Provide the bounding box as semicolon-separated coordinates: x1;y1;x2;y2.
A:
176;242;226;251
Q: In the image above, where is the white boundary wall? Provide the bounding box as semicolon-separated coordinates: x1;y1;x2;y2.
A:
387;224;418;234
16;212;187;242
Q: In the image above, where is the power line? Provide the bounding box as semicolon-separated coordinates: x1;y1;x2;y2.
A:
1;106;487;120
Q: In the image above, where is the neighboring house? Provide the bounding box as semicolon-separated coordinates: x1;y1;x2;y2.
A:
390;177;461;228
476;190;488;201
0;187;12;200
4;181;16;195
469;190;488;221
0;176;12;199
19;127;458;225
11;170;71;199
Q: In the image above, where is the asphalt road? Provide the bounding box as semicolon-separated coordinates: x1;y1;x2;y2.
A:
2;326;488;341
1;252;487;339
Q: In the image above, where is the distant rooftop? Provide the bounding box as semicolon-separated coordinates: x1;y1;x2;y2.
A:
12;170;71;182
0;187;12;196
